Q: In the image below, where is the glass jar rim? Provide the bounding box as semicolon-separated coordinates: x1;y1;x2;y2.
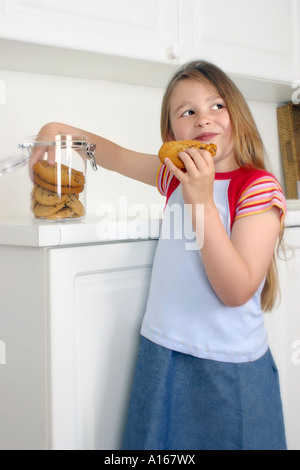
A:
25;134;88;147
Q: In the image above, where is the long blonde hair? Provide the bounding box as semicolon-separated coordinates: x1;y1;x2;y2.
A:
160;60;283;311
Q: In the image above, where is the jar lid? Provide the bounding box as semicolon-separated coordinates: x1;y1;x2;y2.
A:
26;134;87;147
0;154;30;176
0;135;96;176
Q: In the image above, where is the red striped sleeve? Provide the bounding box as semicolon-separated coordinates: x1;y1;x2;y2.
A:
156;163;174;196
234;176;287;228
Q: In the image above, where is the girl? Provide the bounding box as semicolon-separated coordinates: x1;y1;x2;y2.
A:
30;60;287;450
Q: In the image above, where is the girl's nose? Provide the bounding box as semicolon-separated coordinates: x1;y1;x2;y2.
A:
194;112;210;127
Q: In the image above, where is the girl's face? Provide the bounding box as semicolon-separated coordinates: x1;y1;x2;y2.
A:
169;78;237;172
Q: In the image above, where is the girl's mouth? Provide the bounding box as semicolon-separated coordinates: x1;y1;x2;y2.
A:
195;133;218;142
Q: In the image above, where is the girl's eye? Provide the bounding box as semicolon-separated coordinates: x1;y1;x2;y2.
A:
212;103;224;110
182;110;195;117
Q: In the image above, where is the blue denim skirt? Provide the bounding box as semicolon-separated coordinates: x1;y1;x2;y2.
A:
123;337;287;450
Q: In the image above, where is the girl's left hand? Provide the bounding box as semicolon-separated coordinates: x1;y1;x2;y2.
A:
164;148;215;207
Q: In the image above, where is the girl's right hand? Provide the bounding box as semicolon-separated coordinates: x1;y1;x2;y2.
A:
28;122;69;182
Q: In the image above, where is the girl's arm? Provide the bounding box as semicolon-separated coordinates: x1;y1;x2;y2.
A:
164;148;281;307
198;204;280;307
29;122;160;186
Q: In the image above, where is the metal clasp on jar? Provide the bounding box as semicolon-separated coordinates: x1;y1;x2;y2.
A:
87;143;97;171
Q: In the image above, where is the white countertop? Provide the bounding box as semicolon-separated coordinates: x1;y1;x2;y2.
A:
0;206;299;247
286;201;300;227
0;215;161;247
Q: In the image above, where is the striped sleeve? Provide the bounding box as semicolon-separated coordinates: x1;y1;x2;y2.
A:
234;176;287;228
156;163;174;197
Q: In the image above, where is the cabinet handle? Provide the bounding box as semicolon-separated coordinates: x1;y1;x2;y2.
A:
166;45;182;61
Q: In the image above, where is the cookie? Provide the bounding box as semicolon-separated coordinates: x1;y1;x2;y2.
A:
47;206;78;220
34;174;84;194
65;194;85;217
158;140;217;169
33;201;66;218
35;186;68;206
33;161;85;188
30;198;37;212
31;184;39;199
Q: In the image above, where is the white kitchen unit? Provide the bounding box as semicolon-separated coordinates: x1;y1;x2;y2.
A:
0;0;178;63
0;0;298;87
0;218;158;450
265;225;300;451
0;216;299;450
179;0;300;83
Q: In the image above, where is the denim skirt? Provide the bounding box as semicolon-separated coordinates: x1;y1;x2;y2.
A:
123;337;287;450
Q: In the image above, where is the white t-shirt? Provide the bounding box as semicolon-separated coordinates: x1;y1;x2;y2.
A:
141;165;286;363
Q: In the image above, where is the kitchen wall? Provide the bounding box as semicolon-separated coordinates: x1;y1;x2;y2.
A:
0;69;284;218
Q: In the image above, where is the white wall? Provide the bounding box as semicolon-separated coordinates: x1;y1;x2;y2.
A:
0;69;284;218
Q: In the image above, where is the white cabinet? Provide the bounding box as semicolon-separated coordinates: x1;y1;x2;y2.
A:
0;239;157;450
0;0;299;86
179;0;300;83
0;0;178;63
264;227;300;451
0;222;299;450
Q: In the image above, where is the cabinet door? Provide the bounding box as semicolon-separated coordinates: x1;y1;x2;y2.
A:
0;247;48;450
179;0;300;83
0;0;178;63
74;265;152;450
265;227;300;450
46;240;157;450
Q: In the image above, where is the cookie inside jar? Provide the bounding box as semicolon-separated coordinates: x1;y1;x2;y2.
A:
27;134;90;222
31;161;86;221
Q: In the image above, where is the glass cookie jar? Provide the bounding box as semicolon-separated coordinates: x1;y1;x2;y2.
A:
20;135;97;222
